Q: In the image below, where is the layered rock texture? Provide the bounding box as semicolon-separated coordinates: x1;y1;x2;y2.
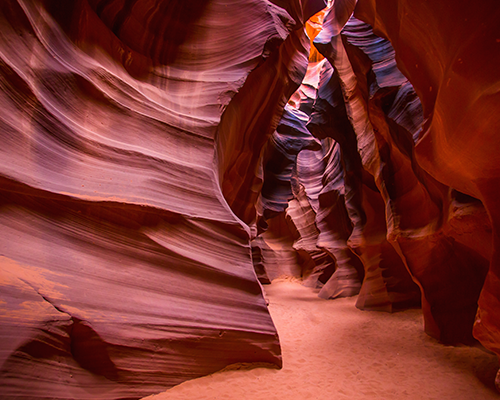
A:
253;0;500;390
1;0;499;398
0;0;325;398
352;0;500;385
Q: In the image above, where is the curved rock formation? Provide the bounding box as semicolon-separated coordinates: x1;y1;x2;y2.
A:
0;0;326;398
353;0;500;370
253;52;364;298
251;104;321;282
2;0;499;396
217;4;317;226
307;34;422;312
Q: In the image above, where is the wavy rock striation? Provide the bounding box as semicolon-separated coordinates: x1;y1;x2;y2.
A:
0;0;326;398
251;104;320;283
2;0;499;396
353;0;500;376
310;7;491;341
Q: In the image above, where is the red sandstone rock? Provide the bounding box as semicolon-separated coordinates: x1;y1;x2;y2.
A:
307;41;421;311
2;0;499;396
309;8;491;340
252;213;303;282
0;0;326;398
354;0;500;358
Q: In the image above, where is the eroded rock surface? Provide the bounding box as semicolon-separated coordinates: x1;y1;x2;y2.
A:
1;0;499;397
257;0;497;352
353;0;500;365
0;0;325;398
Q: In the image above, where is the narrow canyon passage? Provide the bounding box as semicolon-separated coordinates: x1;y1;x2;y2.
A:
1;0;500;398
147;280;499;400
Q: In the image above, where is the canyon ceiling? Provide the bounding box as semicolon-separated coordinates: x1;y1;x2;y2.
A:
0;0;499;398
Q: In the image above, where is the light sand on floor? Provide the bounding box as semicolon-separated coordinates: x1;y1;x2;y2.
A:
144;279;499;400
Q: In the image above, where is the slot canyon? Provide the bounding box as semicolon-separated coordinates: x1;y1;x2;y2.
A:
0;0;499;399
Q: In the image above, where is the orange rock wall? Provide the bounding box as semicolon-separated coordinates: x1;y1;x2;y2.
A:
1;0;499;396
354;0;500;365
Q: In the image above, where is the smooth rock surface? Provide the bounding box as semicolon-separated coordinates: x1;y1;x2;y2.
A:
0;0;325;397
354;0;500;361
2;0;500;397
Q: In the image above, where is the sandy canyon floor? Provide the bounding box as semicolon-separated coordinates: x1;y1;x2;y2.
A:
145;279;499;400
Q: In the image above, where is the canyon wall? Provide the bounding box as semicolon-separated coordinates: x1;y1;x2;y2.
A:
1;0;499;397
0;0;325;398
353;0;500;382
255;0;499;387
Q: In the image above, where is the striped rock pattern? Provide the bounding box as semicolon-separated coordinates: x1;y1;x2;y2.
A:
0;0;325;398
